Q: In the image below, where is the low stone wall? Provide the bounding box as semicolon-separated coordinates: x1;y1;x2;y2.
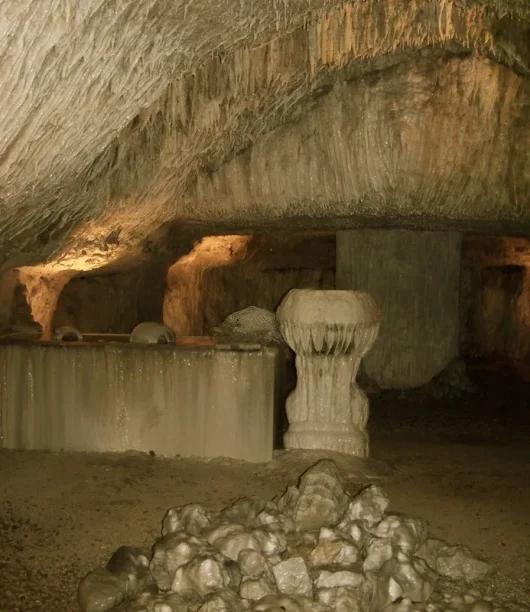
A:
0;341;280;462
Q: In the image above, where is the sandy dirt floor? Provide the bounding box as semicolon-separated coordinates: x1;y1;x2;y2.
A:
1;361;529;611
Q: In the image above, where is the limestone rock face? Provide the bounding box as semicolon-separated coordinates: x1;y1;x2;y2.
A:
0;1;528;273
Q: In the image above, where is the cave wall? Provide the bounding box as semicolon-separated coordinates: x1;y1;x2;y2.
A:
0;270;37;334
460;264;530;361
164;233;335;336
52;262;169;334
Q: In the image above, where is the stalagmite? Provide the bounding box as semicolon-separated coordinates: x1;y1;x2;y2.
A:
276;289;380;457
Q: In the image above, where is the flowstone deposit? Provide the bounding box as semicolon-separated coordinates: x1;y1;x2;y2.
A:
78;460;496;612
276;289;381;456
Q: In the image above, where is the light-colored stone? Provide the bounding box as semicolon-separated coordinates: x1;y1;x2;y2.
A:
162;504;212;537
130;322;176;344
198;588;250;611
277;289;380;456
308;538;360;568
284;460;350;531
416;539;493;581
345;485;390;528
171;555;232;597
151;532;206;590
317;586;371;612
271;557;313;599
363;537;394;572
314;570;365;589
371;514;427;555
252;527;287;557
238;550;270;578
239;576;277;600
251;594;333;612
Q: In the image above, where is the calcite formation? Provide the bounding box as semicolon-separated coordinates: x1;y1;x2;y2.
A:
276;289;381;456
78;460;495;612
0;1;529;273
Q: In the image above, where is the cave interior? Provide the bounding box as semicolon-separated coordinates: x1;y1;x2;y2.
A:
0;0;529;610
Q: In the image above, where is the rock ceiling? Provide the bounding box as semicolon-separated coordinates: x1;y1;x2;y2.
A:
0;0;529;274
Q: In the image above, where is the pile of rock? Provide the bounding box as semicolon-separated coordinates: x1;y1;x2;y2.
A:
79;460;494;612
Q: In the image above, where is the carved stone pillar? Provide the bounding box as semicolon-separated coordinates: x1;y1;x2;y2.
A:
276;289;380;457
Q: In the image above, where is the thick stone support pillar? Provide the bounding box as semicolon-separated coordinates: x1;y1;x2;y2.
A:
277;289;380;457
336;229;462;389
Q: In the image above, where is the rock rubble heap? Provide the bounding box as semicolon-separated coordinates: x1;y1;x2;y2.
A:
79;460;495;612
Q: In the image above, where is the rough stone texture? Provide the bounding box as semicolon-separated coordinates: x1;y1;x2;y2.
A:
460;264;530;361
0;1;529;274
0;269;41;337
416;540;493;582
74;460;500;612
53;261;171;334
212;307;283;345
337;229;462;390
164;233;335;337
282;461;349;532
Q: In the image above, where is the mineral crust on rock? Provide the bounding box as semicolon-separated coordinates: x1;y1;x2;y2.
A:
79;460;498;612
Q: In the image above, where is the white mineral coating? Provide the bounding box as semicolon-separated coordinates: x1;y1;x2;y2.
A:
276;289;380;456
205;522;245;542
252;594;333;612
240;576;277;600
52;325;83;341
371;514;428;555
162;504;212;537
315;570;365;589
271;556;313;599
252;527;288;557
286;460;349;531
253;505;295;534
238;549;271;578
317;586;371;612
199;588;250;611
130;322;176;344
150;532;207;590
345;485;390;528
416;540;493;581
214;529;261;562
220;497;268;527
363;537;394;572
171;555;232;597
78;568;128;612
